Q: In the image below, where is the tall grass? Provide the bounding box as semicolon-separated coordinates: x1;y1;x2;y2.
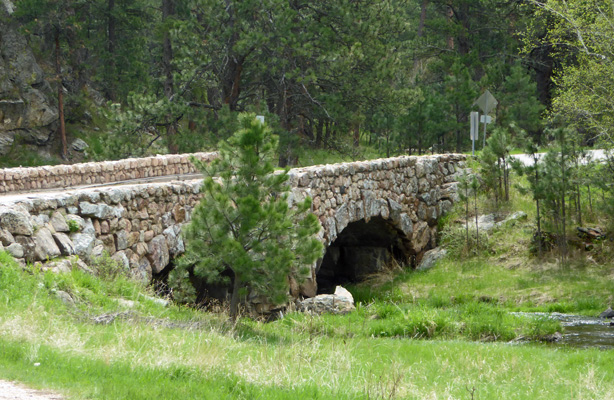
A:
2;171;614;399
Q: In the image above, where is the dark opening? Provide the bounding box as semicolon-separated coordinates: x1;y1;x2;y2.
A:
152;262;175;297
316;216;411;294
154;260;233;306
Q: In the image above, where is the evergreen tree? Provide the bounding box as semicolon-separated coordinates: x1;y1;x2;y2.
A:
479;126;513;205
172;114;323;320
540;127;576;264
512;139;546;256
499;63;544;137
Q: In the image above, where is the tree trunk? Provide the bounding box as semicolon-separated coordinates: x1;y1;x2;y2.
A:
465;186;469;246
315;119;324;148
418;129;423;155
418;0;428;37
55;31;67;159
222;57;244;111
446;2;454;50
229;274;241;322
503;157;509;201
324;121;331;145
560;148;567;261
536;198;542;256
587;183;593;214
353;124;360;147
162;0;178;153
534;158;542;256
474;190;479;249
107;0;117;101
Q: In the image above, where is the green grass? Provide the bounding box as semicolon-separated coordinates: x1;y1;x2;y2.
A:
2;245;614;399
2;172;614;398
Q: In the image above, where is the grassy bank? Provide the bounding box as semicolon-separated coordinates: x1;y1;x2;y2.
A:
2;171;614;399
1;232;614;400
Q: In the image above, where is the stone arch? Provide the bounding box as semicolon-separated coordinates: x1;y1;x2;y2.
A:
314;197;439;294
316;216;412;294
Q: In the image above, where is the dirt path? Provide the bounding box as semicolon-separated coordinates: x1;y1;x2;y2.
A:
0;380;63;400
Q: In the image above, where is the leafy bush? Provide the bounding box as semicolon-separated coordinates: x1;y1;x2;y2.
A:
67;219;80;233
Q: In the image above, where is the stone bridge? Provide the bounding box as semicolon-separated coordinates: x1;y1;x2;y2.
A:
0;152;465;301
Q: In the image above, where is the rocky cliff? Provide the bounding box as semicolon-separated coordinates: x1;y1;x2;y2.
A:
0;0;58;157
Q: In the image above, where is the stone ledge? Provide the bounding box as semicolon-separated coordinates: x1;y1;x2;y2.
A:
0;152;218;194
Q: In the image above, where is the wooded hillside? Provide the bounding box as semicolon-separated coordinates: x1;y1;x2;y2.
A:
0;0;610;166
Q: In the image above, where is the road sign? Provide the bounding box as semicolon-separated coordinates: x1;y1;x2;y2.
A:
470;111;479;141
480;115;492;124
474;90;498;115
470;111;479;155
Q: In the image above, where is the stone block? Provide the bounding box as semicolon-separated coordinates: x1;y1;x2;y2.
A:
31;227;61;261
0;206;33;235
53;232;75;256
147;235;169;274
0;229;15;246
50;212;69;233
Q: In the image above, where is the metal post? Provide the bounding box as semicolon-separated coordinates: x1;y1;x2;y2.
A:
483;118;487;148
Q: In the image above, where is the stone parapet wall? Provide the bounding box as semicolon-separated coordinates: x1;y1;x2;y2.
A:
0;152;218;194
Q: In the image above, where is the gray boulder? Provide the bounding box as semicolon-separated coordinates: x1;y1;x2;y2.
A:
147;235;170;274
468;214;497;232
0;206;33;236
42;259;72;274
0;133;14;156
0;228;15;246
50;212;70;233
111;251;130;270
53;232;75;256
31;227;61;261
599;307;614;319
70;231;96;259
417;247;447;271
297;286;355;315
54;290;74;305
6;242;23;258
71;138;89;152
65;214;85;232
79;202;124;220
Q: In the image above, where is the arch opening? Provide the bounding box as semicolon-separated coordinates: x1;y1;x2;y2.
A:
316;216;412;294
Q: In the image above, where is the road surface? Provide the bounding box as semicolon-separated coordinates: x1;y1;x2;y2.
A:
511;149;607;166
0;380;63;400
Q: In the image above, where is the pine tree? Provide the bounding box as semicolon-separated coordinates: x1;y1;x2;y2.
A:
499;63;544;137
512;139;547;256
173;114;323;320
479;126;513;206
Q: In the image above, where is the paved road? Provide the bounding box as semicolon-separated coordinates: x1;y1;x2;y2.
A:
0;173;204;205
0;380;63;400
511;149;608;166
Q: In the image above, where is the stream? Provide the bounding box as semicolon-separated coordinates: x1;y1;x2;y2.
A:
516;312;614;349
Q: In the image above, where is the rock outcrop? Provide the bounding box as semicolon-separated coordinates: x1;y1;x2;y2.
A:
0;0;58;156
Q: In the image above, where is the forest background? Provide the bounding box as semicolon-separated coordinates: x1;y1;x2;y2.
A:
3;0;606;167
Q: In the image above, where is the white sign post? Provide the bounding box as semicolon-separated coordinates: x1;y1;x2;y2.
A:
473;90;498;148
480;114;493;148
470;111;479;156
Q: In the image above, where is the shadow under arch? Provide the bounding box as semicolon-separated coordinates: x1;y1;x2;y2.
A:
315;216;413;294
